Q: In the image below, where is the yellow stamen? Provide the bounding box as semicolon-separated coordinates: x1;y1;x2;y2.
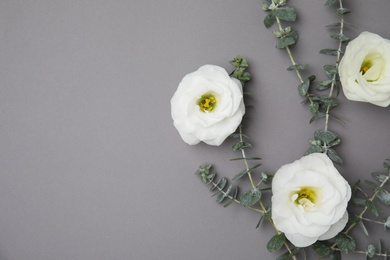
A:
197;93;217;112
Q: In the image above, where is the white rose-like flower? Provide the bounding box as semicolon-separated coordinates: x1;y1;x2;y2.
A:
271;153;351;247
339;31;390;107
171;65;245;146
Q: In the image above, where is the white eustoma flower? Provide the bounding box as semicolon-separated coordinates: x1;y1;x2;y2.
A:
271;153;351;247
171;65;245;146
339;31;390;107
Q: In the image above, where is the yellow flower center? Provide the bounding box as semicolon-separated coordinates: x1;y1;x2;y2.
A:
360;60;373;75
293;186;318;210
197;93;217;112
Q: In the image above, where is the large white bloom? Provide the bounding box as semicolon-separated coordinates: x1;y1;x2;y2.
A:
339;31;390;107
271;153;351;247
171;65;245;146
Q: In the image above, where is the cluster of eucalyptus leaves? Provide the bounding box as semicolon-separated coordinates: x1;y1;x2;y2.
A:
195;0;390;259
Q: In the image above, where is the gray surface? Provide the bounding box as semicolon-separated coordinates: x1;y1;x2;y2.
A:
1;0;390;259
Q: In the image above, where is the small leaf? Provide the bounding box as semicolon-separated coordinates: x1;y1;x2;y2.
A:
216;184;232;203
351;197;367;207
372;172;389;183
240;188;261;207
377;189;390;205
210;178;227;192
335;233;356;253
230;157;261;161
358;220;369;236
331;33;351;42
298;78;310;96
267;233;286;253
320;96;339;109
264;13;276;28
231;164;262;182
287;64;308;71
330;250;341;260
304;145;325;155
365;180;380;190
230;133;250;139
324;0;337;6
366;200;383;217
277;35;296;49
337;8;351;15
384;161;390;171
327;148;343;164
316;80;334;91
384;216;390;229
320;49;339;56
312;241;332;257
232;141;252;151
367;244;376;258
272;6;297;22
309;102;319;113
224;187;239;208
314;130;338;143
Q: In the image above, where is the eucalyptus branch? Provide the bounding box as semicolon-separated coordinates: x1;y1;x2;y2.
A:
331;172;390;250
324;0;345;131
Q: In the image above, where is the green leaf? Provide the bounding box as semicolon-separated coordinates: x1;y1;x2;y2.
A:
377;189;390;205
210;178;227;192
287;64;308;71
367;244;376;258
351;197;366;207
384;161;390;171
230;157;261;161
327;148;343;164
320;96;339;109
264;13;277;28
312;241;332;257
224;187;239;207
309;102;319;113
316;80;334;91
277;35;296;49
232;141;252;151
358;220;369;236
365;180;380;190
230;133;250;139
314;130;338;143
385;216;390;229
231;164;262;182
372;172;389;183
240;188;261;207
304;145;325;155
216;184;232;203
267;233;286;253
276;248;300;260
298;78;310;96
337;8;351;15
330;250;341;260
272;6;297;22
366;200;383;217
335;233;356;253
331;33;350;42
320;49;339;56
324;0;337;6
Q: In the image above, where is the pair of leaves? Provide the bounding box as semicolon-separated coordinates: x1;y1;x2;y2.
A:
264;6;297;29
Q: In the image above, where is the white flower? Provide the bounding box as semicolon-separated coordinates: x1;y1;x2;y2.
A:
339;31;390;107
171;65;245;146
271;153;351;247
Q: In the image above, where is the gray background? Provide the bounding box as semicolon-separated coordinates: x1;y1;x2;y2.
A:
1;0;390;259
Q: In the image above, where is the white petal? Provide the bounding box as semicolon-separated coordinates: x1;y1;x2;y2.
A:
318;211;349;240
285;233;318;247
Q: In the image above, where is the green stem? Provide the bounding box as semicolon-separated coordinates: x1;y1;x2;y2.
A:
359;216;385;225
324;0;344;131
275;16;314;106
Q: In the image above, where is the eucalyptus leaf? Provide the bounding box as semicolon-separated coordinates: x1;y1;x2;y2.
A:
316;80;333;91
330;251;341;260
372;172;389;183
312;241;332;257
232;141;252;151
324;0;337;6
304;145;325;155
327;148;343;164
267;233;286;253
314;130;338;143
366;200;383;217
216;184;232;203
264;13;277;28
376;189;390;205
298;78;310;96
335;233;356;253
272;6;297;22
385;216;390;229
367;244;376;258
351;197;367;207
309;102;319;113
331;33;350;42
358;220;369;236
337;8;351;15
384;161;390;171
287;64;308;71
320;48;339;56
277;35;296;49
240;188;262;207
